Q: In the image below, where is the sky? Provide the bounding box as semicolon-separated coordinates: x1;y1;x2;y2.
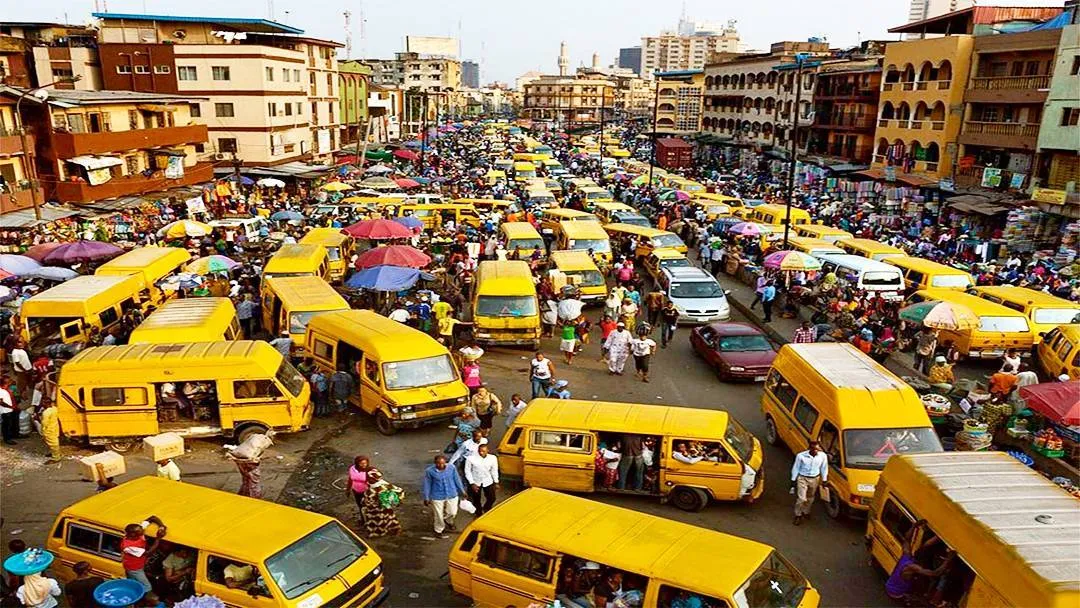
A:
11;0;1065;85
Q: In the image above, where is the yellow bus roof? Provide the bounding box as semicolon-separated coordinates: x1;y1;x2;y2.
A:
594;202;635;212
917;289;1032;320
263;244;327;273
973;286;1080;310
473;488;775;595
544;209;598;220
62;340;284;378
299;228;350;248
513;161;537;171
777;343;931;429
95;247;192;287
56;476;345;562
263;276;349;312
753;203;811;217
307;310;450;362
604;223;668;238
475;260;536;296
549;250;600;271
694;193;741;204
885;256;974;277
883;452;1080;607
514;398;731;438
840;238;906;255
786;236;844;254
793;224;853;239
22;274;143;319
499;222;543;239
558;221;610;239
650;247;687;260
129;297;236;343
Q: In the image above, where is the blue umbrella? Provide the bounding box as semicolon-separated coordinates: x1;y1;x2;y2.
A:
345;265;432;291
403;140;423;149
226;175;255;186
271;210;304;221
24;266;78;281
408;176;432;185
393;216;424;231
0;254;41;276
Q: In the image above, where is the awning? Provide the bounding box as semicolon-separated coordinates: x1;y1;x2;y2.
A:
0;205;82;228
850;168;939;188
946;195;1014;216
152;149;187;157
66;155;122;170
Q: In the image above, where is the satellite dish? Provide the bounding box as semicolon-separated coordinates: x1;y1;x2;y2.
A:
172;29;187;39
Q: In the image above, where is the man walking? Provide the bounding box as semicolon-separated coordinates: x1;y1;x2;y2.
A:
603;322;633;376
630;329;657;383
791;320;816;344
464;443;499;516
329;366;355;412
659;300;679;348
761;281;777;323
645;288;664;328
528;352;555;399
9;340;32;404
0;376;16;445
749;273;768;309
422;454;467;535
790;440;828;525
236;294;256;338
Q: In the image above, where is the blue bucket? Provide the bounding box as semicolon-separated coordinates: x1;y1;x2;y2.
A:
93;579;146;607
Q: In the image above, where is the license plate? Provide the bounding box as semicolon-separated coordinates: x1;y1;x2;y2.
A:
400;413;417;420
754;375;767;382
982;350;1003;358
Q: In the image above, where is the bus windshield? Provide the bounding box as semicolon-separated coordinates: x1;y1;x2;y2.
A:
930;274;973;288
1033;308;1080;325
568;239;610;253
978;316;1030;333
384;354;457;390
266;522;368;599
843;427;942;470
652;234;685;249
476;296;538;318
734;551;808;608
275;360;306;397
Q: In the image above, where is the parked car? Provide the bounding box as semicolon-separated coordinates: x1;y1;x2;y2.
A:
690;322;776;381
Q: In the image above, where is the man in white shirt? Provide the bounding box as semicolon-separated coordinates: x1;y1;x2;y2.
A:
464;443;499;515
450;430;487;466
790;440;829;525
388;306;411;324
0;376;15;444
10;339;32;405
156;458;182;481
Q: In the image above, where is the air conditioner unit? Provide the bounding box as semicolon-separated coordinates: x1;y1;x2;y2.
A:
213;153;227;160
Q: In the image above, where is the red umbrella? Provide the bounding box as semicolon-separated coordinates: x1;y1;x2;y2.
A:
342;219;414;240
354;245;431;269
395;178;421;188
1020;381;1080;426
393;149;419;161
23;243;65;262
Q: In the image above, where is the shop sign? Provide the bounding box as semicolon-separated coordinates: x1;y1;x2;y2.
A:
981;167;1002;188
884;166;896;182
1031;188;1068;204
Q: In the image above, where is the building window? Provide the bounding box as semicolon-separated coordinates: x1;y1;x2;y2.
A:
189;103;201;118
114;64;131;74
293;69;301;81
1072;56;1080;76
51;67;74;80
1062;108;1080;127
212;66;231;81
217;138;237;153
311;102;319;124
283;68;290;82
153;65;171;74
177;66;197;81
296;102;302;115
133;65;149;74
194;143;205;153
214;103;235;118
265;66;274;81
284;103;293;116
268;102;277;117
283;143;296;153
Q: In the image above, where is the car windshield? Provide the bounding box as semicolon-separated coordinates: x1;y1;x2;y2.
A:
621;216;651;227
477;295;538;317
724;418;756;463
930;274;973;288
568;239;610;253
733;551;808;608
266;522;368;599
384;354;457;390
718;334;772;352
275;360;306;397
843;428;942;470
566;270;605;287
978;316;1030;333
586;190;611;199
1034;308;1080;325
324;246;341;261
509;238;545;252
862;271;902;286
671;281;724;299
660;258;692;270
652;234;685;248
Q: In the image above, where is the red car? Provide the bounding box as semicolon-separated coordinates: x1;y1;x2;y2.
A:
690;322;777;381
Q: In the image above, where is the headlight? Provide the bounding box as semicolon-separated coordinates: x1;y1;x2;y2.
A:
456;396;467;403
371;566;381;576
729;366;745;372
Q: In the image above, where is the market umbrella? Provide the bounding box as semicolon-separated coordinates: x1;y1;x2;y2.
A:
408;176;432;185
320;182;353;192
157;273;204;291
0;286;13;303
345;265;426;291
41;240;123;265
23;243;64;262
630;174;661;186
364;164;394;174
359;177;398;190
160;220;213;239
763;250;823;272
24;266;78;281
342;219;414;240
728;222;767;236
270;210;304;221
256;178;286;188
898;300;980;331
355;245;431;269
365;150;393;161
225;175;255;186
393;216;424;232
0;254;41;276
403;140;424;149
1019;381;1080;426
660;190;691;202
0;269;12;281
393;149;419;161
395;178;421;188
186;255;240;275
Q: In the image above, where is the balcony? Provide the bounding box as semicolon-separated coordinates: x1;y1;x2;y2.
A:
53;161;214;204
52;124;209;158
0;130;33;157
0;184;45;214
815;115;876;131
955;163;1026;190
964;76;1050;104
972;75;1050;90
958;121;1039;149
815;86;878;101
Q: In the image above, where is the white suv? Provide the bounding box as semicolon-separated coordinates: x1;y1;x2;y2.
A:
658;267;731;324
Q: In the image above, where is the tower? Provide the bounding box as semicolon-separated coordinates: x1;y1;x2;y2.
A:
558;41;568;76
592;52;600;70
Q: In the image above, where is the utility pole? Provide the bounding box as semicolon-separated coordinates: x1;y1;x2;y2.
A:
598;84;605;165
15;76;80;220
782;53;809;250
420;90;429;169
647;75;660;189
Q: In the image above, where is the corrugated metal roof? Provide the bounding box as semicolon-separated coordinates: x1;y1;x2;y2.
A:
91;13;303;35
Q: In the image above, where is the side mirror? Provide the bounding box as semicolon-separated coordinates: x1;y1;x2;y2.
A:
724;289;732;296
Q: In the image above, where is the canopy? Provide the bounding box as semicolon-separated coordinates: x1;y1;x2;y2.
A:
728;222;766;236
0;254;41;276
23;243;65;262
354;245;431;269
898;300;979;331
23;266;78;281
393;149;419;161
393;216;424;231
256;178;286;188
66;155;122;170
763;250;822;272
364;165;394;174
186;255;240;275
359;177;398;190
395;178;421;188
345;265;424;291
342;219;414;240
41;240;123;265
160;220;213;239
365;150;393;161
1020;381;1080;426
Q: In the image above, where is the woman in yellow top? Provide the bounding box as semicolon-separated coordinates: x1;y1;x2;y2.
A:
40;401;61;463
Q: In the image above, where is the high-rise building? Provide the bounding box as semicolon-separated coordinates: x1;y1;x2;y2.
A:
640;20;740;74
618;47;642;75
462;60;479;88
907;0;975;24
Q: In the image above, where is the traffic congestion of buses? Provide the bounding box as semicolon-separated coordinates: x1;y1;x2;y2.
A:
10;119;1079;608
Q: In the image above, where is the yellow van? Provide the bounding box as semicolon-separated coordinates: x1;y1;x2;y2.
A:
592;201;636;223
129;297;241;344
580;186;614;204
472;260;541;348
837;238;906;261
1037;325;1080;380
604;223;687;257
448;488;820;608
751;203;812;226
499;222;545;256
298;228;354;284
397;203;482;230
457;198;518;215
643;248;692;282
525;189;558;208
262;244;330;283
971;285;1080;343
95;246;192;306
262;276;351;345
499;398;764;509
761;343;941;518
548;250;607;302
868;452;1079;608
554;221;613;264
305;310;468;435
21;274;144;346
513;161;538;181
785;236;844;257
791;224;853;243
908;289;1035;358
538;208;600;236
884;256;974;291
46;477;387;607
56;340;311;447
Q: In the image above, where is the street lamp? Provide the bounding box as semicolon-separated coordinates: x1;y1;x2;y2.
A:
782;53;810;249
15;75;81;220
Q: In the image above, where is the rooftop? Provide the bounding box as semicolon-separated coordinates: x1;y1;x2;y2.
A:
31;88;208;107
888;5;1064;34
91;12;303;35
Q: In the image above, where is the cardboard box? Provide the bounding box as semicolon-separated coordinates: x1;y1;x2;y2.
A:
79;451;126;482
143;433;184;462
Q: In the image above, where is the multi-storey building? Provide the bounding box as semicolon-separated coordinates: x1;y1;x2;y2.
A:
618;47;642;75
94;13;342;167
338;60;371;146
0;22;101;90
399;52;461;92
0;89;44;214
611;73;653;118
522;75;615;130
366;57;405;87
1036;9;1079;194
808;59;883;164
641;22;740;74
907;0;975;25
654;71;704;135
461;60;479;89
367;85;404;143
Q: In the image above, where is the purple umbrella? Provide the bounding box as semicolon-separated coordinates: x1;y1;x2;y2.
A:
41;240;124;265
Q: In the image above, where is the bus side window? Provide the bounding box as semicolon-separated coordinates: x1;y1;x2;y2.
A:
880;497;915;542
506;427;523;445
792;398;820;435
907;270;924;287
818;420;841;465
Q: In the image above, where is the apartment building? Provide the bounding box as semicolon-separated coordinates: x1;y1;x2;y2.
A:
641;23;740;74
654;71;704;135
522;75;615;130
0;22;101;90
1036;10;1079;194
94;13;342;167
0;91;43;213
339;60;371;146
807;59;883;164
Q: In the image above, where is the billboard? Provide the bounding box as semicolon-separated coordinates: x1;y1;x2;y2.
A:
406;36;458;58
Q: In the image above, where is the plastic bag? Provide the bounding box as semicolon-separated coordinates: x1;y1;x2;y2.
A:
229;432;273;460
378;486;403;509
458;498;476;514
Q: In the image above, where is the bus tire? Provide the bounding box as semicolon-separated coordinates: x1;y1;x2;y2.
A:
108;439;137;453
235;423;269;444
375;411;397;436
826;489;845;519
764;416;780;446
671;486;708;512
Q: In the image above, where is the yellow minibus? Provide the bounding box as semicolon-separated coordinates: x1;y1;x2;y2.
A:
1037;324;1080;380
262;244;330;283
298;228;354;284
396;203;482;230
262;276;350;345
971;285;1080;342
95;246;192;306
908;289;1035;358
21;274;144;346
538;208;600;236
513;161;538;181
55;340;312;447
129;297;241;344
305;310;468;435
554;221;612;264
785;236;844;257
471;260;540;348
548;250;607;302
884;256;974;291
791;224;853;243
448;488;820;608
47;477;387;607
592;201;636;223
761;343;941;518
643;248;691;282
580;186;614;204
868;452;1079;608
751;203;812;226
499;222;545;256
837;238;906;261
499;398;763;509
603;223;687;257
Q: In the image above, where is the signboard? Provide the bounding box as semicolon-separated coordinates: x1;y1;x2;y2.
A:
958;156;976;170
317;129;331;154
884;166;896;182
981;167;1002;188
1031;188;1068;204
1009;172;1026;190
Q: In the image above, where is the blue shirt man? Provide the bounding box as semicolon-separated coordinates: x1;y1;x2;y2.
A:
422;455;467;534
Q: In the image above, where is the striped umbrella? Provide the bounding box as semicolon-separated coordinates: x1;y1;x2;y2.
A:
899;300;980;331
763;250;822;272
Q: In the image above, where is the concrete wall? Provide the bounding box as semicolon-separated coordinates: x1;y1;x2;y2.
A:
1038;23;1080;152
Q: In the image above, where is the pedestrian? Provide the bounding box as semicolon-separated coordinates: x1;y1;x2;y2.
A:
39;400;61;463
64;561;104;608
619;298;639;332
761;281;777;323
604;322;633;375
14;569;61;608
310;368;329;416
603;291;620;321
710;243;724;276
462;359;483;395
599;441;621;489
749;274;768;309
235;458;262;498
348;455;371;524
9;340;32;405
529;352;555;399
790;440;828;525
559;321;577;365
659;299;679;348
630;329;657;383
471;386;502;432
329;366;355;412
504;393;527;429
269;330;292;358
450;429;487;467
885;520;957;604
616;434;644;491
156;458;181;481
121;516;167;592
422;454;467;536
913;327;938;374
989;364;1019;402
236;293;256;338
361;469;404;537
0;376;17;445
645;288;664;328
791;320;816;344
464;443;499;516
